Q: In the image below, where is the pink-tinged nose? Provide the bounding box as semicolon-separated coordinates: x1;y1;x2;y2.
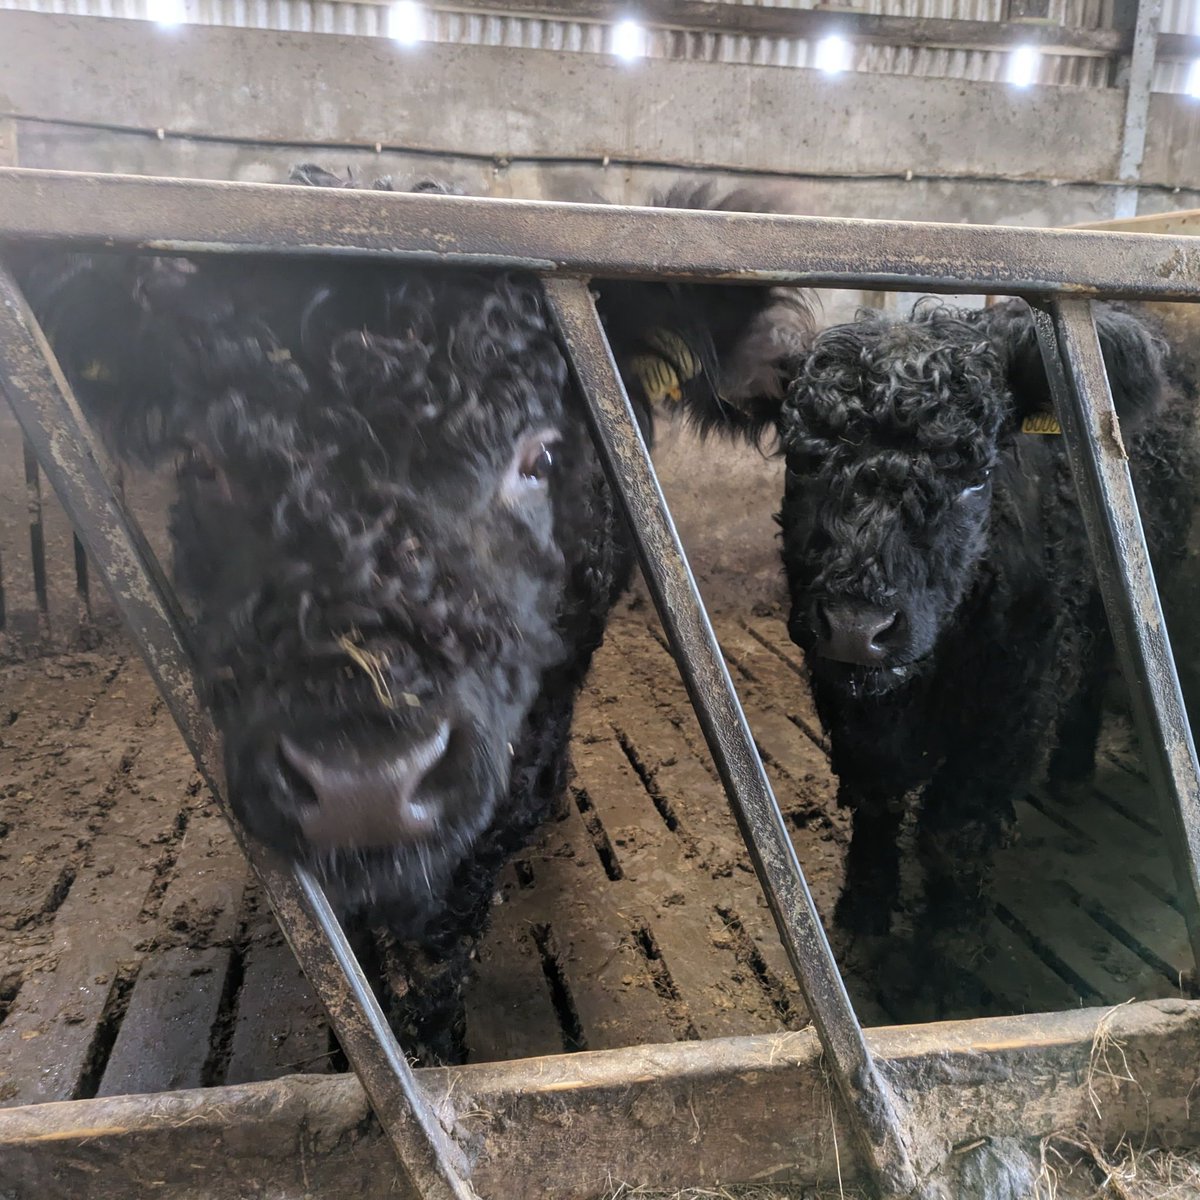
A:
815;602;905;665
278;721;450;849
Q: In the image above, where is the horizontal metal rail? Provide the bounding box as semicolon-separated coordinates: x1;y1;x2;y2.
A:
1034;299;1200;972
0;263;479;1200
546;278;916;1196
4;167;1200;299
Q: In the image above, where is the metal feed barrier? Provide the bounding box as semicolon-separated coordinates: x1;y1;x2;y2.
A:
0;166;1198;1199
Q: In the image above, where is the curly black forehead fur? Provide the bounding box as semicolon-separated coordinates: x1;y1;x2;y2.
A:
782;306;1005;499
29;250;572;663
201;265;566;660
777;305;1007;622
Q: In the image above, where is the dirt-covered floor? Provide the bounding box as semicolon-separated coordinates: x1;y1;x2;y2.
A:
0;406;1196;1196
0;595;1192;1104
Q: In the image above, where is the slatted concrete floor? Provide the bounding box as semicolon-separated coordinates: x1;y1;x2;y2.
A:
0;602;1193;1108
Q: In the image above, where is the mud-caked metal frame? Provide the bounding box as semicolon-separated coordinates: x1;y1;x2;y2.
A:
0;167;1198;1199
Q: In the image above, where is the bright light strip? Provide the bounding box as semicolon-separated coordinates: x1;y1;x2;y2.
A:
1187;59;1200;98
815;35;850;75
1006;44;1040;87
388;0;425;44
147;0;185;26
612;18;648;60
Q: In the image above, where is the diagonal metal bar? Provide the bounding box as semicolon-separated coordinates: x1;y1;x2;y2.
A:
0;262;478;1200
5;167;1200;300
1032;299;1200;973
543;276;918;1198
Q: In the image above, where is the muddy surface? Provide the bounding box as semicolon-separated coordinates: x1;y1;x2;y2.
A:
0;407;1192;1102
0;596;1191;1108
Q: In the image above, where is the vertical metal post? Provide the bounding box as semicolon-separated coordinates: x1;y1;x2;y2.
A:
544;277;918;1199
1033;299;1200;972
0;263;478;1200
1112;0;1162;220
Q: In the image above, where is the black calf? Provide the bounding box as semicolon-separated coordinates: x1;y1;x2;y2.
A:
697;298;1198;938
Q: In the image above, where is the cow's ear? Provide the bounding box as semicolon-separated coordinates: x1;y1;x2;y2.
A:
11;249;210;467
595;279;813;446
593;183;814;447
982;298;1169;431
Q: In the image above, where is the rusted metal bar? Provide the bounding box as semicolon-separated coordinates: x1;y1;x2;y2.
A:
0;262;478;1200
1033;299;1200;973
5;167;1200;300
544;277;917;1198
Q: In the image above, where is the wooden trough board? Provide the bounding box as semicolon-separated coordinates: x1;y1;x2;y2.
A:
0;998;1197;1197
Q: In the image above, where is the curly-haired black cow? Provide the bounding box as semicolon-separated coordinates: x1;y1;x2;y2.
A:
690;298;1197;938
16;171;811;1059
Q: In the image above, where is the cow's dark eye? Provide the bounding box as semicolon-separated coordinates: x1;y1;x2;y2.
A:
508;430;561;497
960;468;992;499
521;443;553;483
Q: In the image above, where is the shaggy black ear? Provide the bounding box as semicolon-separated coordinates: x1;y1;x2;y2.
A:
10;247;207;466
593;186;814;445
981;298;1170;430
595;278;811;444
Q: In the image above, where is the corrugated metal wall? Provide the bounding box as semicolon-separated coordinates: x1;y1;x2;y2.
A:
1157;0;1200;91
0;0;1193;93
1162;0;1200;34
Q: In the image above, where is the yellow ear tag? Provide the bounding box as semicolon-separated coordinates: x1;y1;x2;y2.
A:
629;328;704;407
631;353;683;405
643;328;703;385
1021;413;1062;435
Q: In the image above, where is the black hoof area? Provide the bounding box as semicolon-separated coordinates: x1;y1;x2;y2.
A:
920;869;992;934
1045;777;1095;811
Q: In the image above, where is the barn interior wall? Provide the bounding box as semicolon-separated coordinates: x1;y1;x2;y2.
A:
3;9;1200;614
